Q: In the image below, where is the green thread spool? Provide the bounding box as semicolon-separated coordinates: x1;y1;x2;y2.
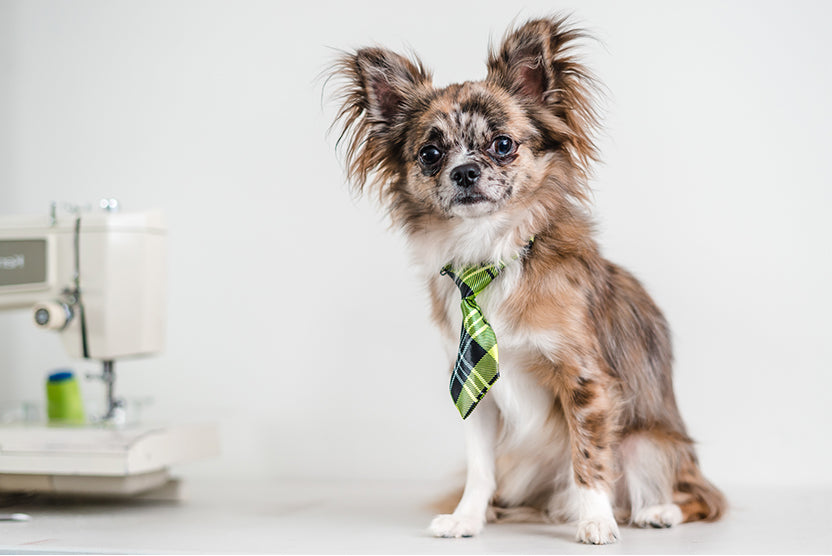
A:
46;370;86;425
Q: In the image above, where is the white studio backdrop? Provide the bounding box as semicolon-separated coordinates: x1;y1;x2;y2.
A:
0;0;830;488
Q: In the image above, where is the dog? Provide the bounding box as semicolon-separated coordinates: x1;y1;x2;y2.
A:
329;15;726;545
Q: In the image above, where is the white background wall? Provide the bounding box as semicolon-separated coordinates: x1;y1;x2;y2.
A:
1;1;830;488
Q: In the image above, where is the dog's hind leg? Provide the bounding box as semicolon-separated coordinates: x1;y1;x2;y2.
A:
618;432;683;528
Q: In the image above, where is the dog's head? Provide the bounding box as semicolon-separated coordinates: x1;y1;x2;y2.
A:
331;17;600;228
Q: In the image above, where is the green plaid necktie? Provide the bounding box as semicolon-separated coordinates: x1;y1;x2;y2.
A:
440;262;506;419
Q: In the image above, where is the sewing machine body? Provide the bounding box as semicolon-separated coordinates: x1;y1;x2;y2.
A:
0;208;166;359
0;205;218;496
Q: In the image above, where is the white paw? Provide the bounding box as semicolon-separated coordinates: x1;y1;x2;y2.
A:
429;513;484;538
576;516;621;545
634;504;683;529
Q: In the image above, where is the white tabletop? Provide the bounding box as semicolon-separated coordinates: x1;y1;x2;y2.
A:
0;478;829;554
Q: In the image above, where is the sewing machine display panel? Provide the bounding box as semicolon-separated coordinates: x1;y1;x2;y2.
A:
0;239;48;289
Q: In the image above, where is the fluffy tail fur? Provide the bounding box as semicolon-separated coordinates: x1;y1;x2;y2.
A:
673;450;727;522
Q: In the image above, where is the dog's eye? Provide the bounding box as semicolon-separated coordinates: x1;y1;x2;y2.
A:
491;136;515;157
419;145;443;166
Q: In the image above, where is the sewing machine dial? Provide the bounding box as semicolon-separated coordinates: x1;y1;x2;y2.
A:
33;300;74;330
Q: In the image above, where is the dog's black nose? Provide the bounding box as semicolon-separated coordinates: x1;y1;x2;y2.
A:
450;163;481;188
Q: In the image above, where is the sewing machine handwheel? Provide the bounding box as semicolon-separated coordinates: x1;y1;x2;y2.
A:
33;301;73;330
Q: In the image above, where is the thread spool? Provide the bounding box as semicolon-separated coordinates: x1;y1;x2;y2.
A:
46;370;86;424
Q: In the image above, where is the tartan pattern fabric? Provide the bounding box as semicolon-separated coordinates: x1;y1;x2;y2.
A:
440;262;506;419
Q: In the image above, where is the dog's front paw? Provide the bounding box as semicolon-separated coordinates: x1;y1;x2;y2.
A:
429;513;485;538
576;516;620;545
633;504;683;529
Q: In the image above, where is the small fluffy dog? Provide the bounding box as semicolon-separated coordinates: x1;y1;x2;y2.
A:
330;16;725;544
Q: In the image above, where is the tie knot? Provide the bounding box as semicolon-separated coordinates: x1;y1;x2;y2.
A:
441;262;505;299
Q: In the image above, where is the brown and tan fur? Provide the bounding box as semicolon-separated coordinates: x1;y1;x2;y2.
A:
329;15;725;544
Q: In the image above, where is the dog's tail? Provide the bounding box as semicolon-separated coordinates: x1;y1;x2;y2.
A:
672;449;727;522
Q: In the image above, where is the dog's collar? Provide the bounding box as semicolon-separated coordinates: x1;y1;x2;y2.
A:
440;236;535;278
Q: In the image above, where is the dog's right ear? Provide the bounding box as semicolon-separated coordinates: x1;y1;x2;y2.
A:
329;48;432;197
352;48;431;124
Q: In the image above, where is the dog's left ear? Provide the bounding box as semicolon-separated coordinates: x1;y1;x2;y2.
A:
330;48;432;197
486;16;600;174
486;17;588;105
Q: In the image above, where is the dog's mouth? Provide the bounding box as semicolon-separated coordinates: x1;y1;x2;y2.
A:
452;192;491;205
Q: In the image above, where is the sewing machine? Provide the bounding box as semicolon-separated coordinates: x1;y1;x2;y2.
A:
0;202;219;497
